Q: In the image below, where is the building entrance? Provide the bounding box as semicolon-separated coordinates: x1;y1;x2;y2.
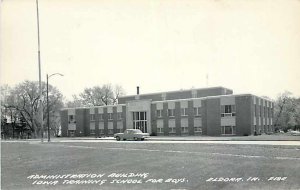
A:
132;112;147;133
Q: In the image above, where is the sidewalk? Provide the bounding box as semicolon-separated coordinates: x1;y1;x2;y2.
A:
57;134;300;141
2;134;300;142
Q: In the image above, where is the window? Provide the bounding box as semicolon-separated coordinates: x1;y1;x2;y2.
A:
116;128;122;133
259;107;262;117
181;108;188;116
192;90;197;98
99;114;103;121
181;127;188;133
108;113;113;120
194;127;202;134
157;127;163;133
108;129;114;135
117;112;122;120
157;110;162;118
264;107;267;117
221;126;236;135
194;107;201;117
169;127;176;133
90;129;95;135
271;118;273;125
90;114;95;121
99;129;104;135
168;109;174;117
68;115;76;123
221;105;236;117
162;93;166;101
68;130;76;137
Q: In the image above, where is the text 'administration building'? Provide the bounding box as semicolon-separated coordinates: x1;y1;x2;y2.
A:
60;87;274;137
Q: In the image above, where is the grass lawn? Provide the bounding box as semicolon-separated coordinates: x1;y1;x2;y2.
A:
1;141;300;190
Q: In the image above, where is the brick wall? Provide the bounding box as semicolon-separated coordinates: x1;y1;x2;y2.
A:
75;108;86;137
236;96;252;136
206;98;221;136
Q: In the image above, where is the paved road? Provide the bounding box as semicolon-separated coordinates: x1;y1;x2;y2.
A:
2;141;300;190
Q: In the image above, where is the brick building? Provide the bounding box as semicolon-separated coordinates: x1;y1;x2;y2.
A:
60;86;274;137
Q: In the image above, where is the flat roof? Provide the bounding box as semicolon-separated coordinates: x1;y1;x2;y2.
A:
118;86;233;99
151;93;274;103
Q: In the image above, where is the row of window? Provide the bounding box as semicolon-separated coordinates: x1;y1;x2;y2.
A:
157;126;202;134
221;105;273;118
70;126;235;136
253;97;273;108
76;128;123;136
220;125;273;135
253;125;273;133
92;127;202;135
70;104;272;123
68;113;124;123
160;91;198;100
254;117;273;126
92;113;123;121
253;106;273;117
156;107;201;118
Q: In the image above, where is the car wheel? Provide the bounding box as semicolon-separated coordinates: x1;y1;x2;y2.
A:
133;137;138;141
141;138;144;141
116;136;120;141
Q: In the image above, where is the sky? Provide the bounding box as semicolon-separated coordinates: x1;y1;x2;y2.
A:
1;0;300;101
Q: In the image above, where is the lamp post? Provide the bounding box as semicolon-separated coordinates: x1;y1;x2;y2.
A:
36;0;43;142
47;73;63;142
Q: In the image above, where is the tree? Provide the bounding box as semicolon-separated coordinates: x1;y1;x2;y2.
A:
65;95;84;108
113;84;125;105
1;81;63;138
274;91;300;131
68;84;125;107
294;98;300;130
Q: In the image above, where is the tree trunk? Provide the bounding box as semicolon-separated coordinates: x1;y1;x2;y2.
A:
33;130;38;138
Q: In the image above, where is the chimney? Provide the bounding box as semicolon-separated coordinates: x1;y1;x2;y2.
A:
137;86;140;95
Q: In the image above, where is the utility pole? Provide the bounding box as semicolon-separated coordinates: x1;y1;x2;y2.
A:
47;73;63;142
36;0;43;142
47;74;49;142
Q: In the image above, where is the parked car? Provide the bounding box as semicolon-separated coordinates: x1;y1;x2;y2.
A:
114;129;150;141
287;130;300;136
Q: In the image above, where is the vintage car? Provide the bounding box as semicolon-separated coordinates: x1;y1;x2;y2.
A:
288;130;300;136
114;129;150;141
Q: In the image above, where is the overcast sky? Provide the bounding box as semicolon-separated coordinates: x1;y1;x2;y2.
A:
1;0;300;101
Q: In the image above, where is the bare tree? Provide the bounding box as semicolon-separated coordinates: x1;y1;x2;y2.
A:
1;81;63;138
65;95;84;108
274;91;300;131
68;84;126;107
113;85;125;105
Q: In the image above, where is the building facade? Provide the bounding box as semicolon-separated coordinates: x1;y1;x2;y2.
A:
60;87;274;137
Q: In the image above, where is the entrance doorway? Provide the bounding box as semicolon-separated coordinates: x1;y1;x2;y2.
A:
132;112;147;133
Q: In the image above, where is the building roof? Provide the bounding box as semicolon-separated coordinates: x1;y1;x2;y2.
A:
118;86;232;98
